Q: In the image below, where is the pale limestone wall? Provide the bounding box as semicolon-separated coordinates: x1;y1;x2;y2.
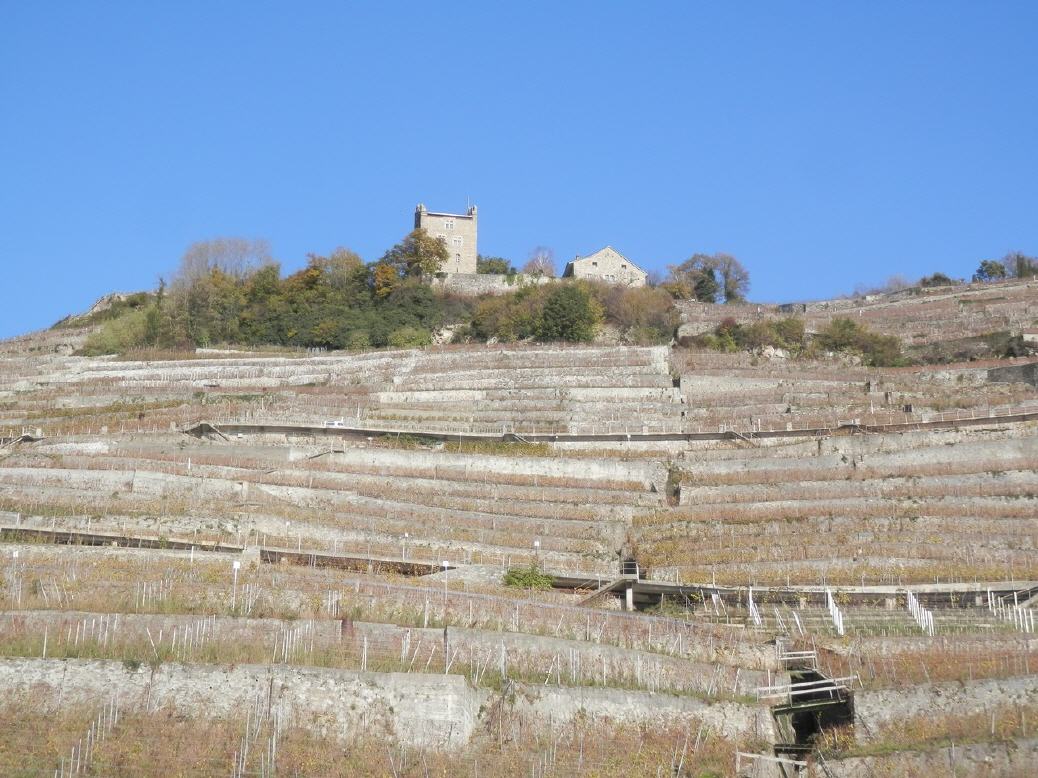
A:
430;273;555;296
0;657;770;744
853;675;1038;744
0;657;481;748
564;247;647;287
824;739;1038;778
415;205;477;274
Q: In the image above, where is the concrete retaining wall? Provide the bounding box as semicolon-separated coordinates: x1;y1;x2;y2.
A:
854;676;1038;743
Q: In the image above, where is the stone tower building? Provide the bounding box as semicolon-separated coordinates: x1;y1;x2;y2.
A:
414;203;478;274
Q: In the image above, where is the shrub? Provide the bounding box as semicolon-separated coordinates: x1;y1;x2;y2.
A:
695;317;806;354
919;272;957;288
594;285;679;344
80;308;152;355
537;284;603;342
346;331;371;350
814;317;905;366
387;326;432;348
503;565;554;590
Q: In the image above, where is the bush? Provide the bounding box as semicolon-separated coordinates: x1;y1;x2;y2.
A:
537;284;603;342
503;565;554;590
695;317;806;354
594;285;679;344
80;308;152;355
919;272;957;288
346;331;371;350
387;326;432;348
814;317;905;366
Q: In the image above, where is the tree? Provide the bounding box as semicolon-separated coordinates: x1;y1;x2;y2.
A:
371;262;401;298
537;284;603;342
713;253;750;302
595;285;679;344
174;237;274;289
381;228;449;277
524;246;556;277
919;272;956;288
693;267;719;303
1004;251;1038;278
668;253;749;303
476;255;513;274
973;259;1007;283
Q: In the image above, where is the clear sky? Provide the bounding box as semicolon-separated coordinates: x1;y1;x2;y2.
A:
2;2;1037;338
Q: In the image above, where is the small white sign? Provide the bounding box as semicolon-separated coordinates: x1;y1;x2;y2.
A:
232;561;241;570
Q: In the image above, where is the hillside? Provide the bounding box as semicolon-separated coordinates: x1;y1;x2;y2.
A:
1;280;1037;776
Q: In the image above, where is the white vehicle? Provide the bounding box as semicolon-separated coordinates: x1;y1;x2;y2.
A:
324;419;347;428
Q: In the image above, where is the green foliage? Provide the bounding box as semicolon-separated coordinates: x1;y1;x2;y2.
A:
537;284;603;342
81;243;463;353
476;255;514;274
466;282;675;345
694;315;903;366
919;272;957;288
973;259;1007;282
693;268;719;303
469;284;548;341
696;316;806;354
814;317;905;366
81;308;154;355
387;326;432;348
593;284;679;344
502;565;554;590
55;292;154;329
667;252;749;303
381;228;449;277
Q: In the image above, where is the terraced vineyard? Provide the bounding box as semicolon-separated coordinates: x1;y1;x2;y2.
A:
2;299;1038;776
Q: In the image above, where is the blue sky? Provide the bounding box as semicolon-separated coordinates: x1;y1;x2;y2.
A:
1;2;1036;338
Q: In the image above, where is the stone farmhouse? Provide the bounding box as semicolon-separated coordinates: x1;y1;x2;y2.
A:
563;246;647;287
414;203;478;274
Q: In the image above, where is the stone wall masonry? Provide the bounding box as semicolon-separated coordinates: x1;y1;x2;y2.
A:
989;362;1038;388
0;656;771;745
854;676;1038;743
374;386;681;405
824;738;1038;778
430;272;555;296
516;684;774;743
0;657;481;748
1;446;667;494
681;424;1037;476
679;469;1038;505
323;447;667;490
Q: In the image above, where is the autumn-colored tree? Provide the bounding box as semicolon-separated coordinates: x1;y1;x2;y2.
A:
371;262;401;298
381;228;449;277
